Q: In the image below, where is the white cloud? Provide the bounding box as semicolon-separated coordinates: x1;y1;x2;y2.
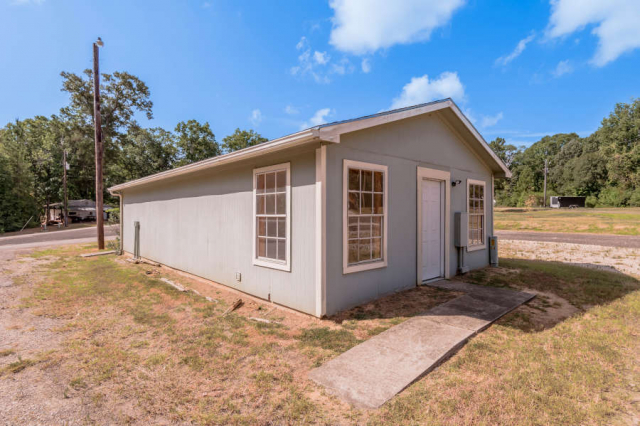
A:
250;109;262;126
313;51;330;65
329;0;466;55
300;108;334;129
296;36;308;50
290;38;331;84
390;72;464;109
552;59;573;77
495;33;535;66
284;105;299;115
331;58;355;75
546;0;640;66
361;58;371;73
480;112;504;128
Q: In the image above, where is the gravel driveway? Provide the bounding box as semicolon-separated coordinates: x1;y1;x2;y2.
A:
495;230;640;249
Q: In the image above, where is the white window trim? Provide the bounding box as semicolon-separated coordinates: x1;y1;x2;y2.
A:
467;178;486;252
343;159;388;274
252;162;291;272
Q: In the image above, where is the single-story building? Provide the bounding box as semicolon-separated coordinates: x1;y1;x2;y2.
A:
108;99;511;317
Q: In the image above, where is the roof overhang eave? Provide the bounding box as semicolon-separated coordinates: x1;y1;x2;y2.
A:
108;129;321;194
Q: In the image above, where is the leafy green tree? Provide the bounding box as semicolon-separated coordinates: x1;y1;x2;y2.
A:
174;120;219;166
118;126;177;181
592;99;640;190
221;128;268;153
0;124;39;231
59;70;155;199
489;137;518;168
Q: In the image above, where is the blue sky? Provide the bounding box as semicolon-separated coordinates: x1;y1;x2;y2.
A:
1;0;639;148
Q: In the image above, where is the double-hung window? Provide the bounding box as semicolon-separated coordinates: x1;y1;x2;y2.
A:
343;160;388;274
467;179;486;250
253;163;291;271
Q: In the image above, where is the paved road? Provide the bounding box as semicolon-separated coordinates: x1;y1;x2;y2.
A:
495;230;640;249
0;225;118;249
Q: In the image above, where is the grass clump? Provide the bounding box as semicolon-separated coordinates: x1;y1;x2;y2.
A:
297;327;361;353
1;358;37;375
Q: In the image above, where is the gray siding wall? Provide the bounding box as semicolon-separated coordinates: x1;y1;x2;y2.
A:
121;146;318;315
325;114;494;315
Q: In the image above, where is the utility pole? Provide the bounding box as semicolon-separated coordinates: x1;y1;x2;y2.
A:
543;158;548;208
62;141;69;228
93;37;105;249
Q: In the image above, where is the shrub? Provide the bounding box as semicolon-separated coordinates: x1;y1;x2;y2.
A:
585;195;598;208
597;187;631;207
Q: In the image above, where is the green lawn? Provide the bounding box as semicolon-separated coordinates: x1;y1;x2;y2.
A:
495;207;640;235
3;245;639;425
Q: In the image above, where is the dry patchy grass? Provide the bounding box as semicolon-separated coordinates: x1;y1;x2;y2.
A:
4;245;640;425
495;207;640;235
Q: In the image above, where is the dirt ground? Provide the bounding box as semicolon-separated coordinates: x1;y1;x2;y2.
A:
500;239;640;277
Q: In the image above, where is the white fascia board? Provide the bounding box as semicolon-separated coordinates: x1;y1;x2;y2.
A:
108;129;320;194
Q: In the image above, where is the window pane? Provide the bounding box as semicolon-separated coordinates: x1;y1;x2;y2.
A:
277;239;286;261
266;194;276;214
257;173;266;194
372;238;382;260
276;170;286;192
348;168;360;191
477;184;483;199
373;194;383;214
359;239;371;261
257;195;265;215
470;185;475;198
361;192;372;214
267;218;277;237
348;217;358;239
257;237;266;257
257;217;266;237
277;218;286;238
276;193;286;215
266;172;276;193
359;216;371;238
267;239;277;259
348;192;360;215
469;196;473;212
362;170;372;192
372;216;382;237
348;242;358;264
374;172;383;192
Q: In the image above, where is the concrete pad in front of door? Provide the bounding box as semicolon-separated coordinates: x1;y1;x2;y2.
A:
308;282;535;409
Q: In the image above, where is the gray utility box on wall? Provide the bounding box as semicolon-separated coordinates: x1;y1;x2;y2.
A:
489;236;498;267
454;212;468;248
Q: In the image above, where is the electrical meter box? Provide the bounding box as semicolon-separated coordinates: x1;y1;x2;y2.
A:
454;212;468;248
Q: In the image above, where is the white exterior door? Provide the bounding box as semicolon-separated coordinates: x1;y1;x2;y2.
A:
421;179;444;281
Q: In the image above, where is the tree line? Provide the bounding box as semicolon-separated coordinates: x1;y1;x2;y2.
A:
490;99;639;208
0;69;267;232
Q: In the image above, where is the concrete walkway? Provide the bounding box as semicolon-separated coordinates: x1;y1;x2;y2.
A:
308;281;534;408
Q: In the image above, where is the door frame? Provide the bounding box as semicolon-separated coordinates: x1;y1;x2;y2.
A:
416;167;451;284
